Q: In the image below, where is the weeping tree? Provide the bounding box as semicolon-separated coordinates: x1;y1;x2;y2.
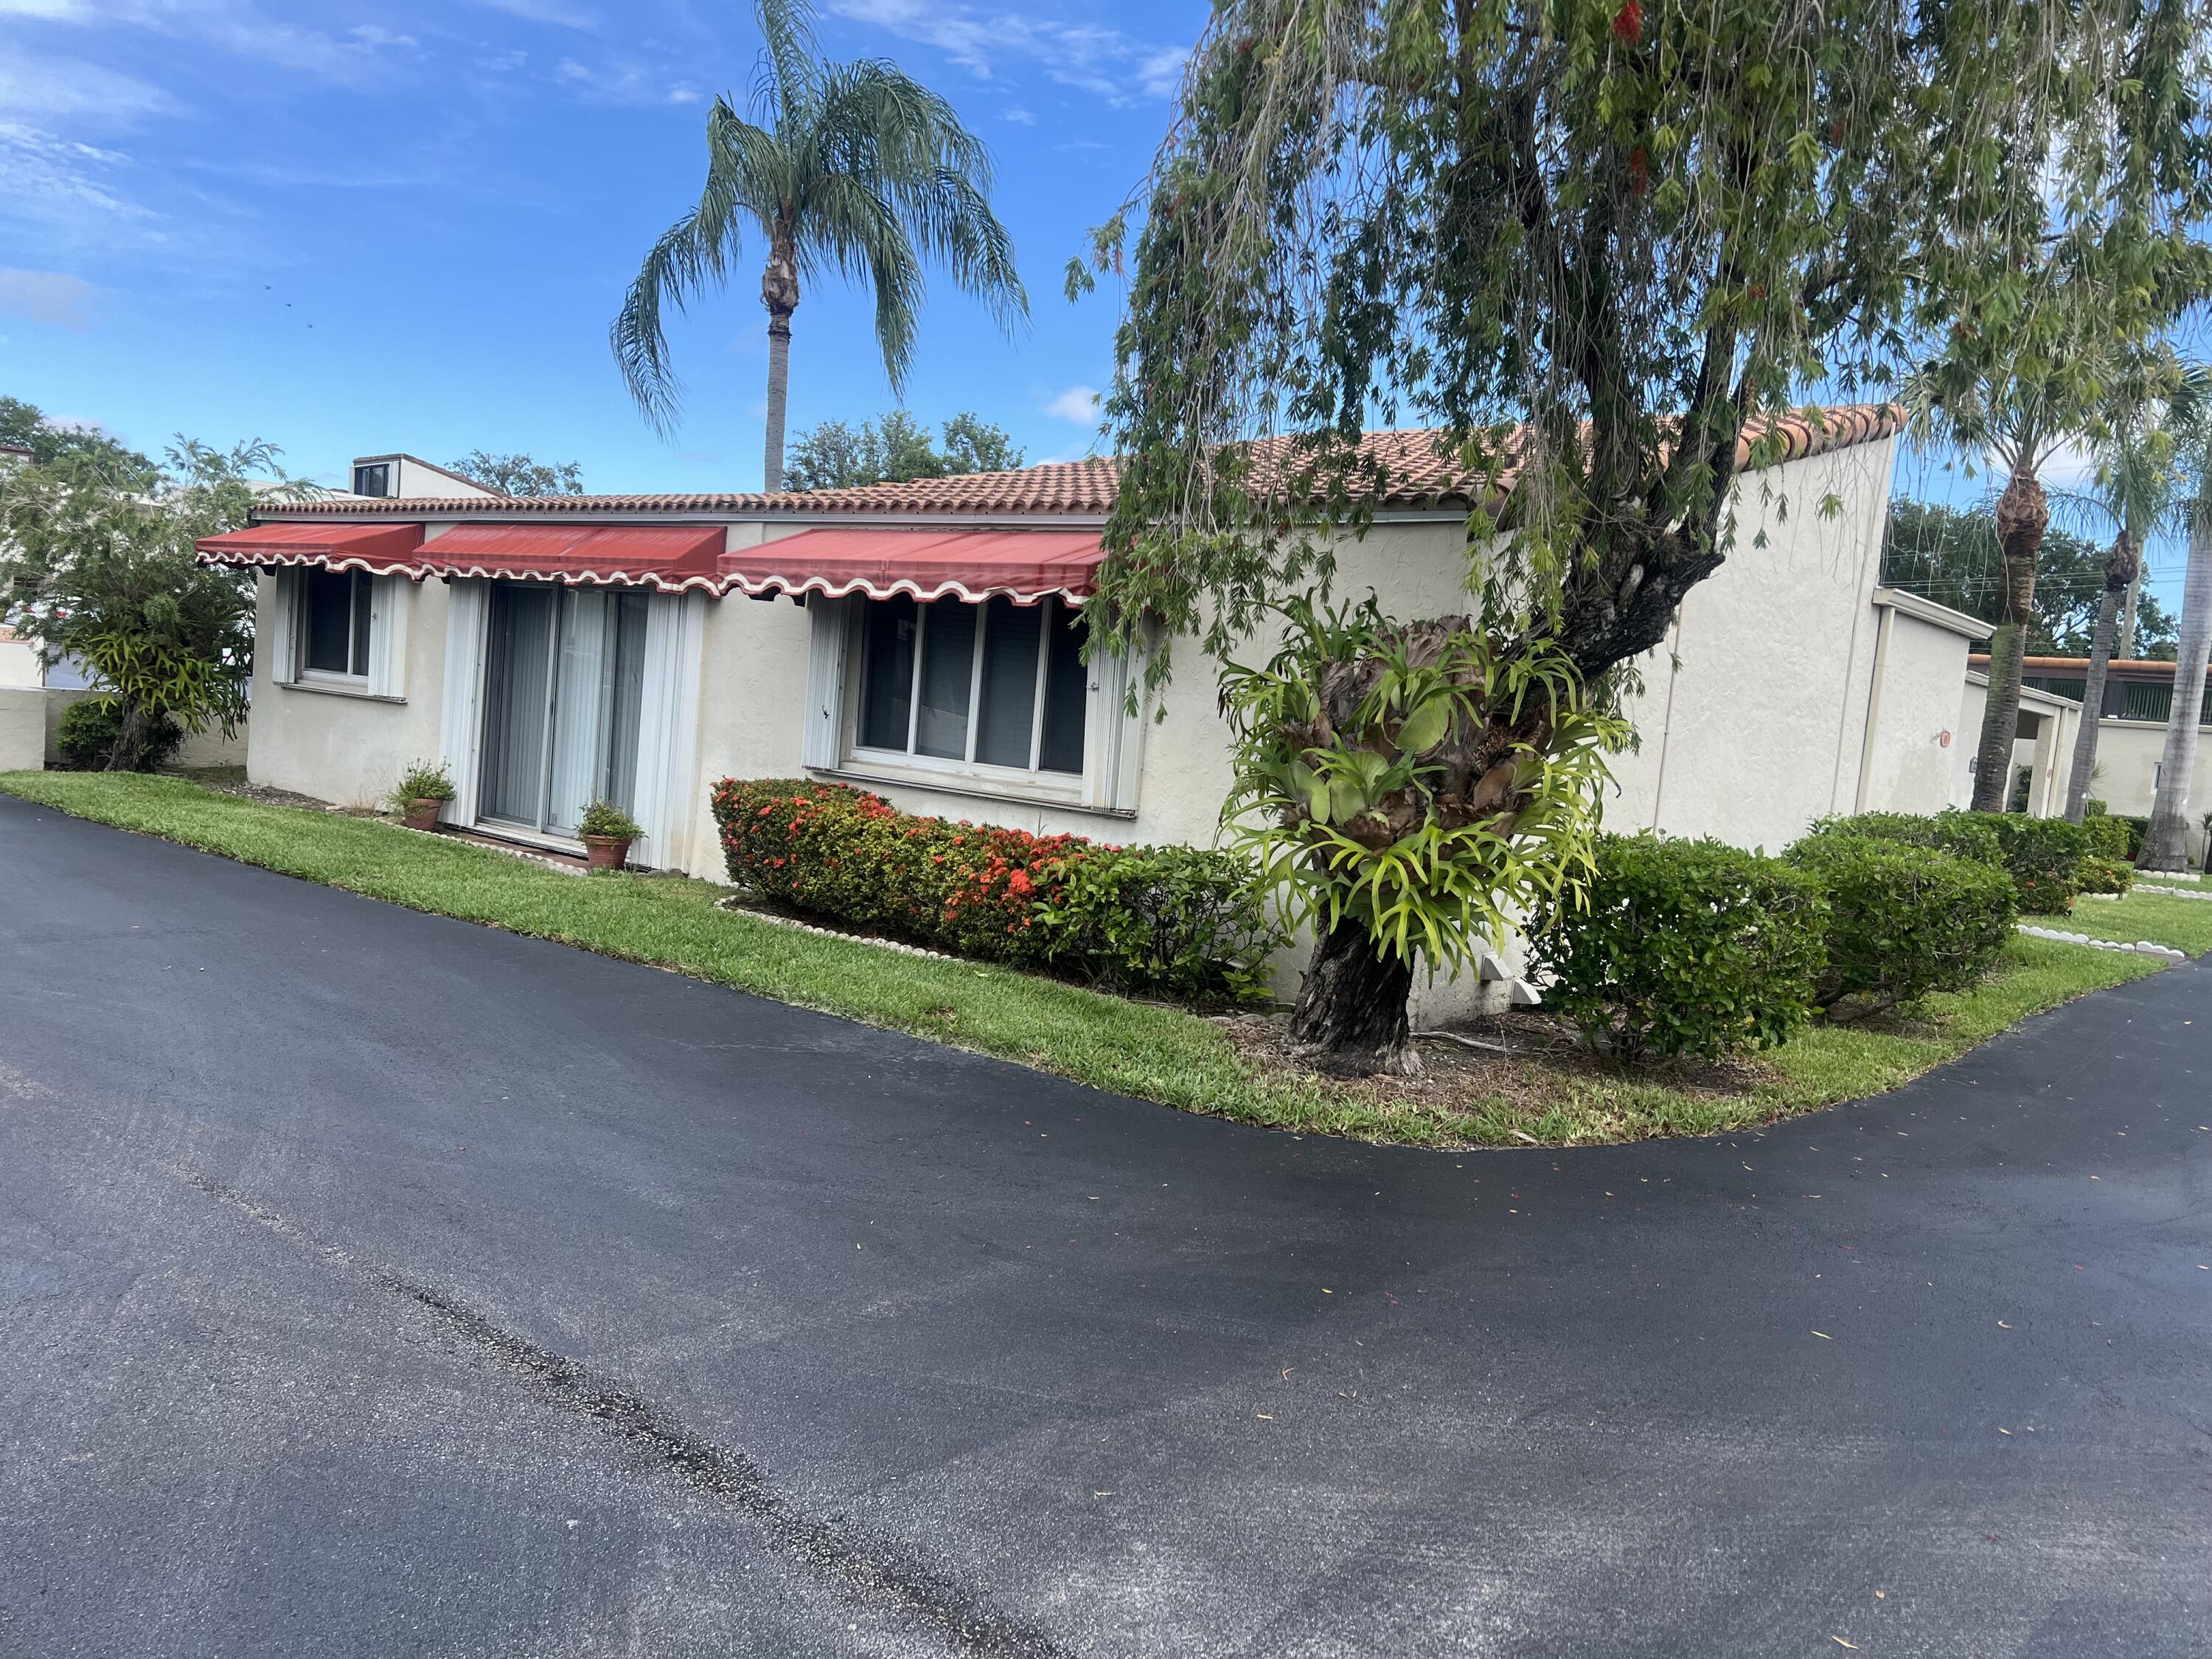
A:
2061;364;2210;822
611;0;1027;490
0;438;307;770
1073;0;2166;1075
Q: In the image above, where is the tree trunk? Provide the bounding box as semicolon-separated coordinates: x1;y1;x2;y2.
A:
1969;465;2048;813
759;229;800;493
2140;510;2212;871
2064;531;2135;823
1285;917;1422;1079
2118;554;2146;661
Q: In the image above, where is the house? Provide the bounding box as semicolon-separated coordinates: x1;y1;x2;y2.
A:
195;408;1969;1016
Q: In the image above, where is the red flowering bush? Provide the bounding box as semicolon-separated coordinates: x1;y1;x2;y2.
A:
709;777;1279;1001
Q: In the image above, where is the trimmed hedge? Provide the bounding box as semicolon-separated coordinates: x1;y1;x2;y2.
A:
709;778;1278;1004
2082;801;2146;862
1809;809;2003;868
2077;853;2136;895
1530;835;1828;1061
56;696;183;773
1818;807;2088;914
1974;812;2094;914
1785;833;2017;1015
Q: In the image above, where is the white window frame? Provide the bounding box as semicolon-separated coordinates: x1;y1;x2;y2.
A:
808;592;1144;816
274;567;406;700
295;566;375;687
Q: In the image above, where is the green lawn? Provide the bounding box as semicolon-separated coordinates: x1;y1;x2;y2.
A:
2059;888;2212;956
0;771;2167;1151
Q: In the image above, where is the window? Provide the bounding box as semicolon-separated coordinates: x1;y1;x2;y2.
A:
300;568;373;679
854;594;1088;776
353;462;392;498
2121;681;2173;723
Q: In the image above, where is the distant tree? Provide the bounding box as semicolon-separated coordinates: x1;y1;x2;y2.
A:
1882;500;2179;659
611;0;1026;490
2143;378;2212;871
784;410;1023;491
447;451;585;497
0;397;158;490
0;437;309;770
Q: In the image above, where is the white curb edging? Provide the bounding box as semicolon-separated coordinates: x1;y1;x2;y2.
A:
2016;922;2185;961
2135;882;2212;902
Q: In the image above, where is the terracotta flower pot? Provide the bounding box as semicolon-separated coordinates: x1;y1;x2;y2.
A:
403;797;445;832
582;833;633;872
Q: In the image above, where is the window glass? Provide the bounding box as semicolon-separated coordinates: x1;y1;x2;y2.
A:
914;598;975;759
858;594;917;750
975;597;1042;768
1039;600;1089;773
353;464;390;498
302;569;358;675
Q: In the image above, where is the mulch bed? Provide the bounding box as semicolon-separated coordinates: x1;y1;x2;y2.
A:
1214;1006;1781;1116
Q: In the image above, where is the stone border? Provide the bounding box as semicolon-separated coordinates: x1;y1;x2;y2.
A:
2016;922;2185;961
714;894;957;961
2135;882;2212;902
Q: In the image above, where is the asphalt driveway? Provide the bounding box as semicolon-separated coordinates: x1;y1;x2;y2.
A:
1;794;2207;1658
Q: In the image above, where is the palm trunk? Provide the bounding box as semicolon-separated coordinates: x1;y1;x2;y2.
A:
2064;530;2135;823
2140;509;2212;871
2118;557;2146;661
1969;466;2048;813
759;228;801;493
763;313;793;492
1286;917;1422;1078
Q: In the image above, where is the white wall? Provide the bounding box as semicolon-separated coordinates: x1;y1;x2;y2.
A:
245;572;449;810
0;637;41;689
1950;676;2079;815
0;687;43;770
1856;611;1974;817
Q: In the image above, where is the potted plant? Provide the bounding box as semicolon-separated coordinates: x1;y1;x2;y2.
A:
392;760;456;832
578;800;643;872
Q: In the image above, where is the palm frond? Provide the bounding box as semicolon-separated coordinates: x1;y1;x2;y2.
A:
801;170;926;390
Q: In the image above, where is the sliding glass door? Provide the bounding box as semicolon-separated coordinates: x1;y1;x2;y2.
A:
479;582;648;836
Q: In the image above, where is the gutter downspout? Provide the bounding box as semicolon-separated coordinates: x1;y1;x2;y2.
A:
1852;602;1896;813
1648;616;1685;831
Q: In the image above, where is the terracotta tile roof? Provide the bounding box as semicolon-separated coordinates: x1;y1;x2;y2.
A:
256;404;1901;523
1976;654;2197;676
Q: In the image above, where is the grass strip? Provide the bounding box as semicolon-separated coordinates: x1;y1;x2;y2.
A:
0;771;2167;1151
2057;889;2212;956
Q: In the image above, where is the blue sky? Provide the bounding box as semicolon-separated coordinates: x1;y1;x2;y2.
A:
1;0;2199;611
0;0;1189;490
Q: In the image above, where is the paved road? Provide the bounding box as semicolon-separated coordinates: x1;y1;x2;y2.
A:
2;796;2208;1659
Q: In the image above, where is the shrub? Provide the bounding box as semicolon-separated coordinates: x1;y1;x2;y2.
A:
55;695;181;772
578;799;642;841
1807;809;2003;869
1035;843;1281;1004
2080;800;2137;860
709;778;1275;1001
1528;835;1828;1061
393;759;456;804
1816;807;2087;914
2076;853;2135;895
1972;812;2093;914
1784;835;2017;1015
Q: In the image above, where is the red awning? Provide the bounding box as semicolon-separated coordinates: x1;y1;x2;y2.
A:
197;521;426;574
402;524;726;591
198;521;726;592
717;527;1106;605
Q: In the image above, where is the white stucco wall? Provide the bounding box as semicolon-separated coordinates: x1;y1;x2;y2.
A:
0;687;44;771
0;637;42;688
1951;675;2078;815
1854;610;1974;817
245;571;449;810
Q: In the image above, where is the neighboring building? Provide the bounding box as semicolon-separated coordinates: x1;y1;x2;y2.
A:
198;407;1964;1015
1953;669;2084;818
1959;651;2210;826
344;453;506;503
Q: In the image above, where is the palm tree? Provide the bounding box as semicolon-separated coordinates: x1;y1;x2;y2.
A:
611;0;1026;490
2060;370;2203;822
2141;379;2212;872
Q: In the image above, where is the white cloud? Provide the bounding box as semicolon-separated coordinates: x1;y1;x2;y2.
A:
826;0;1188;105
1002;105;1034;125
349;24;419;52
0;267;94;328
0;55;175;125
0;0;94;16
1045;384;1099;423
552;55;704;108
